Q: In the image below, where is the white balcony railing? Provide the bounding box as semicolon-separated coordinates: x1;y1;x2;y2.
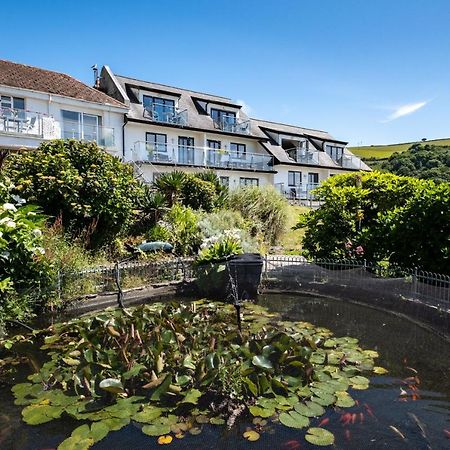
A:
276;182;320;200
62;121;115;148
143;104;188;126
133;142;273;172
0;107;46;137
213;117;251;135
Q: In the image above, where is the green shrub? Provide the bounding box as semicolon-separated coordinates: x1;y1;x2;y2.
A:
228;186;288;245
5;140;144;247
182;175;217;211
0;177;53;329
197;230;244;264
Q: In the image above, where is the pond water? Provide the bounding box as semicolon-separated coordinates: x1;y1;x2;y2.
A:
1;294;449;449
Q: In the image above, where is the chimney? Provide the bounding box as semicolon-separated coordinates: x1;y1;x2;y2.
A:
92;64;100;89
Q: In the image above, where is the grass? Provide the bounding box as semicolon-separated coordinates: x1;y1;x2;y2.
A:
349;138;450;159
279;204;309;255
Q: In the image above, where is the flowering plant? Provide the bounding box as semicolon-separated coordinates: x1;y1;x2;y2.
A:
196;229;244;265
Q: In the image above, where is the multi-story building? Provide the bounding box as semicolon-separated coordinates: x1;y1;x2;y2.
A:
99;65;369;198
0;60;127;159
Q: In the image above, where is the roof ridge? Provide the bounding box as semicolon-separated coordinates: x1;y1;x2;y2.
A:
115;73;232;101
251;116;329;134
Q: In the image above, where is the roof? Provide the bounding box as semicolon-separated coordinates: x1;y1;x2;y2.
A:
0;60;126;108
112;74;267;139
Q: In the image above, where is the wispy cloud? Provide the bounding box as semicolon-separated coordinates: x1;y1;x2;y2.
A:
236;99;253;115
383;101;428;122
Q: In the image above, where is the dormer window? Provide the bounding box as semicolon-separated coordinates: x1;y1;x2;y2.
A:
143;95;187;125
325;145;344;162
211;108;236;129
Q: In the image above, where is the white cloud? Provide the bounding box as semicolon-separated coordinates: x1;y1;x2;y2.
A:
383;101;428;122
236;99;253;115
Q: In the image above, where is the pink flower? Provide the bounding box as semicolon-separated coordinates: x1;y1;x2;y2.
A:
345;241;352;249
355;245;364;255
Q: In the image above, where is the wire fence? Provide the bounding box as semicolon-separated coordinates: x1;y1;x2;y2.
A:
56;257;195;301
261;255;450;311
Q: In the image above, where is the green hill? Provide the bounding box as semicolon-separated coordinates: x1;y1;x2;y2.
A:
349;138;450;159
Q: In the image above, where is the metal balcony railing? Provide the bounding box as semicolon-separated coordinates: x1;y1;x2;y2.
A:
213;116;251;135
143;104;188;126
133;142;274;172
0;107;46;137
286;148;320;165
62;121;115;148
338;154;363;169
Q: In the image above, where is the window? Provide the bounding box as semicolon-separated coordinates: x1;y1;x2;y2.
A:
288;171;302;186
230;143;246;159
325;145;344;161
207;140;221;149
178;136;195;164
62;110;102;142
146;133;168;161
240;177;259;187
143;95;175;122
219;176;229;187
1;95;25;110
308;173;319;185
211;108;236;128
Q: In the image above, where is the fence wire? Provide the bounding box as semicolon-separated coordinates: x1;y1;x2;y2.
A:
262;256;450;310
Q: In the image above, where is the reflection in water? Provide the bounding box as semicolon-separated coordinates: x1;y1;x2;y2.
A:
1;295;449;449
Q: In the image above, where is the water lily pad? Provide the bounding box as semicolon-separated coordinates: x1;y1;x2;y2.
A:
252;355;273;370
22;403;62;425
243;430;260;441
248;405;275;418
182;388;202;404
57;436;94;450
195;415;209;424
142;423;171;436
133;407;163;423
157;435;173;445
305;427;334;446
210;417;225;425
279;411;309;428
311;393;336;406
373;366;388;374
189;427;202;435
334;391;355;408
293;401;324;418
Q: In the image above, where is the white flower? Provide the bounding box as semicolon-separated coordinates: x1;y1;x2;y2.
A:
2;203;16;211
32;228;43;237
11;194;26;204
0;217;16;228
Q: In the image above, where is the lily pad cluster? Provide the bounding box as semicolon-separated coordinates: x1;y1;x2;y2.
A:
2;301;384;448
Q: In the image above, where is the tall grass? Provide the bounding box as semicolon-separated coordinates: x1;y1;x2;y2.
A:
227;186;289;245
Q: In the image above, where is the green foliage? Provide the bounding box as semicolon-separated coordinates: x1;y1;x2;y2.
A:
153;204;201;255
152;171;186;206
0;177;53;328
297;171;450;273
3;301;380;447
228;186;289;245
197;230;244;264
181;176;217;211
5;140;144;247
380;143;450;183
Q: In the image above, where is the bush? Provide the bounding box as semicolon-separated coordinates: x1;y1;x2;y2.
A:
297;171;450;273
182;176;217;211
5;140;145;247
228;186;288;245
150;204;201;256
0;177;53;329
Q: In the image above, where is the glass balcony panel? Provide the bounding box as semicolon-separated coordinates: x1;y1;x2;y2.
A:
0;107;44;137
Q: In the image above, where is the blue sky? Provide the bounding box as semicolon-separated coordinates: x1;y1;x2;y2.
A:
1;0;450;145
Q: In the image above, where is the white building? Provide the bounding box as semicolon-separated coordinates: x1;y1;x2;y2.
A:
98;65;370;199
0;60;127;158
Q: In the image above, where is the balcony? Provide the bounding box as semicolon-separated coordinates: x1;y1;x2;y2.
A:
62;121;115;148
286;148;320;165
0;107;47;137
338;154;363;170
133;142;273;172
143;104;188;126
213;116;251;135
276;183;320;201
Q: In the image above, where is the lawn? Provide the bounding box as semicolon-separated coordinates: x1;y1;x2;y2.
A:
279;204;309;254
349;138;450;159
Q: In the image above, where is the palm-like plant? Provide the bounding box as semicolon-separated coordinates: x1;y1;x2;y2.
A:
153;171;187;206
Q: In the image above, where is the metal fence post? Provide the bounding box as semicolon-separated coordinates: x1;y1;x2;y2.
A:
412;267;418;297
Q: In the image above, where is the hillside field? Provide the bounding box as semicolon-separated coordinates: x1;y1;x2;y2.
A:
349;138;450;159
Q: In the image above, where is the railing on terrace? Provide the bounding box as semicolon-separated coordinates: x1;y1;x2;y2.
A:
62;120;115;148
143;104;188;126
262;255;450;310
275;183;320;200
338;154;363;169
133;141;274;172
286;148;320;165
0;107;46;137
213;116;251;135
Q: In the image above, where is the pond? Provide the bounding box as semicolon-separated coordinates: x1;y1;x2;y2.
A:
1;294;449;449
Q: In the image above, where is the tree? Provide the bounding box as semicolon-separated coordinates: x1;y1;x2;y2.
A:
5;140;144;247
